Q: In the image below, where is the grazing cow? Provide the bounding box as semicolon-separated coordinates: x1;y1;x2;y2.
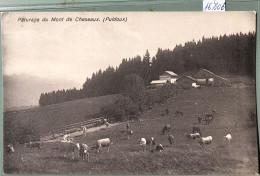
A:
175;111;183;117
79;143;89;161
166;109;169;115
129;115;139;122
205;114;214;125
192;127;202;136
162;124;171;134
198;136;213;145
106;122;110;128
168;135;174;146
92;138;111;153
146;137;156;146
126;129;133;139
6;144;15;153
137;138;146;152
58;141;80;158
126;123;130;130
154;144;164;152
24;141;41;150
223;134;232;147
198;116;202;124
186;133;201;139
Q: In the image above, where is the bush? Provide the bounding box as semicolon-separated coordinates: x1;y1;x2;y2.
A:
4;115;41;144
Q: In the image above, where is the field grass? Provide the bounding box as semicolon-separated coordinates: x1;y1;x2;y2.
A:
3;78;258;174
4;94;119;134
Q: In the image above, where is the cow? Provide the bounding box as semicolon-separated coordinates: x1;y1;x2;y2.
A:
165;109;169;115
6;144;15;153
168;135;174;146
129;115;139;122
91;138;111;153
154;144;164;152
186;133;201;139
198;116;202;124
24;141;41;150
162;124;171;134
58;141;80;158
175;111;183;117
198;136;213;145
223;134;232;147
146;137;155;146
137;138;146;152
79;143;89;161
126;129;133;139
205;114;214;125
192;127;202;137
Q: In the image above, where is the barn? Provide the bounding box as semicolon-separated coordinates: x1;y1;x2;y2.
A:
150;80;168;88
193;69;231;86
159;71;179;83
176;75;198;88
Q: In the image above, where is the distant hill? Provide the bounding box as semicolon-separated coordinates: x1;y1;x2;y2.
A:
3;74;81;110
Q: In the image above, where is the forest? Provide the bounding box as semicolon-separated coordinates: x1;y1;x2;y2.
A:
39;32;256;106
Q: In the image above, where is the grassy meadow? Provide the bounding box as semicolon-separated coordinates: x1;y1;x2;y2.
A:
3;77;258;174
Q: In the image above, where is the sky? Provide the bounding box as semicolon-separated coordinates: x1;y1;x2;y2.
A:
2;12;256;89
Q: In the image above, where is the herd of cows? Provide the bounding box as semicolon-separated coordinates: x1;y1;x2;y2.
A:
5;108;239;163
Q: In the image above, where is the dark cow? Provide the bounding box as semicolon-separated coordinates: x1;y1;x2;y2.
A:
162;124;171;134
175;111;183;117
198;116;202;124
165;109;169;115
129;115;139;122
192;127;202;136
146;137;156;146
24;141;41;150
205;114;214;125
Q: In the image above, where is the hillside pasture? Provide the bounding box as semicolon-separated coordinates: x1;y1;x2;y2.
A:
4;94;119;134
3;83;258;175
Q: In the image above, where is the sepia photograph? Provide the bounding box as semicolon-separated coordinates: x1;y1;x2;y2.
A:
2;12;258;174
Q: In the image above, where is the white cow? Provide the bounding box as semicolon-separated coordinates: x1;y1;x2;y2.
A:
6;144;15;153
186;132;200;139
198;136;213;145
137;138;146;152
92;138;111;153
223;134;232;147
58;141;80;159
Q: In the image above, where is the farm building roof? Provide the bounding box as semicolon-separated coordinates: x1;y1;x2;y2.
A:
177;75;197;82
150;80;168;84
195;69;230;82
165;71;178;76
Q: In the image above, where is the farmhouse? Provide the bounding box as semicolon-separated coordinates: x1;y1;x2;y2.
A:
159;71;179;83
150;80;168;88
176;75;198;88
193;69;231;86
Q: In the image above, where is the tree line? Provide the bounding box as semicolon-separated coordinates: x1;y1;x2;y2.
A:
39;32;256;106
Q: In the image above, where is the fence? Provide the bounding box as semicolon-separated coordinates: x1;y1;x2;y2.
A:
47;117;104;137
